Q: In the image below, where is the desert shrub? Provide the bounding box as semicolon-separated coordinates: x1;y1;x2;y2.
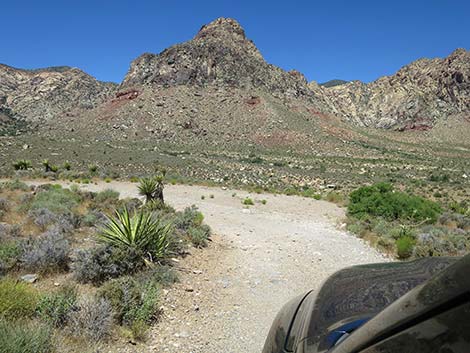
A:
261;199;267;205
72;245;144;285
0;241;21;274
98;276;160;328
120;198;143;213
348;183;441;223
371;219;391;237
138;265;179;287
242;198;254;206
174;205;204;231
439;212;470;230
29;208;57;230
188;225;211;248
346;222;367;237
94;189;120;204
0;278;39;320
81;210;105;227
29;185;81;214
143;199;175;214
325;191;345;205
1;179;30;191
68;296;112;342
99;208;171;262
0;320;54;353
8;224;22;238
12;159;32;171
0;198;9;212
21;231;70;273
36;284;77;327
396;236;415;259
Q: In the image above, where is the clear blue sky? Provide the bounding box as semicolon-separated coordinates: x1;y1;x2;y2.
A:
1;0;468;84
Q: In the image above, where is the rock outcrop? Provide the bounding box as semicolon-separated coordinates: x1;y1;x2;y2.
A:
120;18;325;103
0;64;116;124
323;48;470;129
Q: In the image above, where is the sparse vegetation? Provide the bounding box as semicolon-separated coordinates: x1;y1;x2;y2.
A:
13;159;32;170
0;180;212;350
36;284;77;327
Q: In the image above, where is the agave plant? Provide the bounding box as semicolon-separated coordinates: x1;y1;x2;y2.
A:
99;207;171;262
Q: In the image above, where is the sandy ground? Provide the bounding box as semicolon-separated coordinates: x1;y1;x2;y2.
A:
21;180;389;353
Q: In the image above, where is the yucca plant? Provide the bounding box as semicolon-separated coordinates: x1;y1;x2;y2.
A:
62;161;71;171
42;159;51;172
138;177;158;203
13;159;32;170
99;207;171;262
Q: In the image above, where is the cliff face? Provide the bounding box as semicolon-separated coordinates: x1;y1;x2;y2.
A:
120;18;326;102
322;49;470;129
0;64;116;124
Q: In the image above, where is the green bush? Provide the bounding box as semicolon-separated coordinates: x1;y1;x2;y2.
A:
188;225;211;248
99;208;171;262
0;241;21;273
94;189;120;204
0;320;54;353
0;278;39;320
348;183;441;223
174;206;204;231
29;185;81;214
36;284;77;327
98;276;160;328
396;236;415;259
242;198;254;206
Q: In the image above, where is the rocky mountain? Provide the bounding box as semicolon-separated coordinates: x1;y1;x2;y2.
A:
323;49;470;129
121;18;324;102
0;64;116;128
1;18;469;140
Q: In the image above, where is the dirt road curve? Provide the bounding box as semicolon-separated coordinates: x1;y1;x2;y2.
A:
24;180;389;353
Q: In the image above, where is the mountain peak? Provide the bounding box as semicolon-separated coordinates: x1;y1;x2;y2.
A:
195;18;246;40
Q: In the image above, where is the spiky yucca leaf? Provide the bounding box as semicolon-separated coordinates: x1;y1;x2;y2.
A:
99;207;171;261
138;178;158;203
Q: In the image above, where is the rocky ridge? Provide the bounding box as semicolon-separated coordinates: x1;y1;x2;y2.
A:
0;18;469;137
322;48;470;129
0;64;116;126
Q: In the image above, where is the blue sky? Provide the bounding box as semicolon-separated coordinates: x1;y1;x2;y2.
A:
1;0;468;83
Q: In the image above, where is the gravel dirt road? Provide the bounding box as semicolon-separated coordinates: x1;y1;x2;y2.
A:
23;180;389;353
